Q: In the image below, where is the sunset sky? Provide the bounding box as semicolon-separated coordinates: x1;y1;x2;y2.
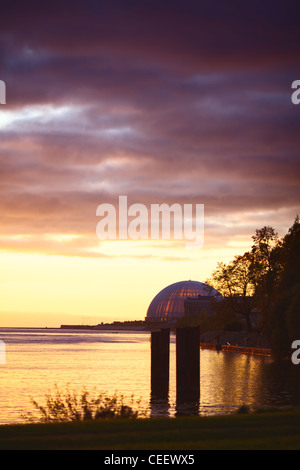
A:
0;1;300;327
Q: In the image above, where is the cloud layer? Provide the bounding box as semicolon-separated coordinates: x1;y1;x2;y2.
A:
1;1;300;258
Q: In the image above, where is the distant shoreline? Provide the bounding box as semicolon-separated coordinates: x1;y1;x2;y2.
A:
0;326;273;356
0;323;147;331
60;321;147;331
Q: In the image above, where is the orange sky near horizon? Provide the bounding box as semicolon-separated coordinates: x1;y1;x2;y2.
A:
0;240;246;327
0;219;293;328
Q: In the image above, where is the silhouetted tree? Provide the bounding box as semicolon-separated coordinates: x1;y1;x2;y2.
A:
268;216;300;357
207;217;300;353
280;216;300;292
268;289;291;359
207;252;256;332
251;225;283;327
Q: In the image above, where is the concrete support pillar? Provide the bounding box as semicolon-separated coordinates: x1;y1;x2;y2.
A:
151;328;170;399
176;326;200;404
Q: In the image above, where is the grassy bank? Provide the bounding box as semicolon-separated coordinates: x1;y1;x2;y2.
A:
1;409;300;450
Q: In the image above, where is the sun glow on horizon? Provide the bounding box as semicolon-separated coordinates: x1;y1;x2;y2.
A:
0;231;253;328
0;202;294;328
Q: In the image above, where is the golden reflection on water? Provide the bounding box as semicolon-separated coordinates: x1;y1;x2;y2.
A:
0;329;299;424
199;350;268;414
0;330;152;424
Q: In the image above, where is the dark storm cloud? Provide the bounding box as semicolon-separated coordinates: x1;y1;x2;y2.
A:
0;0;300;256
2;0;299;69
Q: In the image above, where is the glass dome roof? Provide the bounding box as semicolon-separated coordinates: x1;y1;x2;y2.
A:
146;280;219;322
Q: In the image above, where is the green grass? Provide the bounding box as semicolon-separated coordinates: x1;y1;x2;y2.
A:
1;409;300;450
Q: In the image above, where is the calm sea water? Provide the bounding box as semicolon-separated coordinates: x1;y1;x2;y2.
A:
0;328;300;425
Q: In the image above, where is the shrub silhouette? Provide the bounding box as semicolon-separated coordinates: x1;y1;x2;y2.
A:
23;384;146;423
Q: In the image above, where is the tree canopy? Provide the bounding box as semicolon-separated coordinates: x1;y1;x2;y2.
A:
207;216;300;357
